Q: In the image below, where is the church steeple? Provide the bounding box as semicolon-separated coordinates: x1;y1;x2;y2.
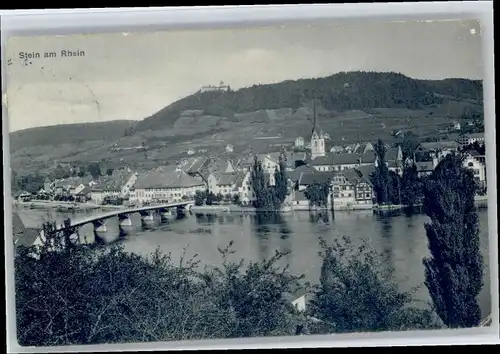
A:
310;90;326;160
312;90;317;135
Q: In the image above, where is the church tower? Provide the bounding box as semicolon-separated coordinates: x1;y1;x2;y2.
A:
310;93;325;160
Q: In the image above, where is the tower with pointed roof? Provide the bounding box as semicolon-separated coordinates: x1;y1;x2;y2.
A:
310;92;325;160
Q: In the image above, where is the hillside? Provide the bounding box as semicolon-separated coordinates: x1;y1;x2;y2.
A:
9;120;137;151
132;71;483;133
9;71;484;176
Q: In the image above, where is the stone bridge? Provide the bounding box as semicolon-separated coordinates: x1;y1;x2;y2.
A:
48;200;195;243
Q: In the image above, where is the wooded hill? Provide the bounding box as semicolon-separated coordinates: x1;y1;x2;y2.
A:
130;71;483;133
9;71;483;152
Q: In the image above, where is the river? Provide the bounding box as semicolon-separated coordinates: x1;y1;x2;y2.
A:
16;206;491;317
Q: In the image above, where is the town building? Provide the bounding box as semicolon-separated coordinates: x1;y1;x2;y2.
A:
199;81;230;93
415;161;435;177
329;145;345;153
294;136;305;148
463;153;487;188
235;171;254;205
352;142;375;154
457;133;485;148
53;175;93;197
310;127;326;160
180;157;212;183
450;120;461;131
415;141;459;160
293;169;374;209
131;165;205;204
43;177;52;192
90;169;137;204
207;172;241;197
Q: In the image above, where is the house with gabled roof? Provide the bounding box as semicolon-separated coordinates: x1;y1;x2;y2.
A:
132;165;205;204
90;169;137;204
457;132;485;148
181;157;211;182
309;151;376;173
207;172;240;198
415;141;459;160
294;168;375;209
415;161;435;177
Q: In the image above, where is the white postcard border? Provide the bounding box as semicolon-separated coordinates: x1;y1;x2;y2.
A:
2;2;497;352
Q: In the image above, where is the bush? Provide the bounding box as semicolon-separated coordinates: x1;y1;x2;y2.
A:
308;236;440;333
15;224;306;346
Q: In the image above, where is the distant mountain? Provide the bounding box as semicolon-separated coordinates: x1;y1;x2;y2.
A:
131;71;483;133
10;120;137;151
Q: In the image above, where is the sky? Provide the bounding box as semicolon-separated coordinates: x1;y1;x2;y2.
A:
5;19;483;132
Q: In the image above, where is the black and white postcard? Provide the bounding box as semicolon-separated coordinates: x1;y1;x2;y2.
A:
3;14;496;350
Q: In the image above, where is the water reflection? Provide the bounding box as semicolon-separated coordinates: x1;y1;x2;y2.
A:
378;215;394;270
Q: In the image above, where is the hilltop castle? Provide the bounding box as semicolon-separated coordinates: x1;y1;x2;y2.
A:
200;81;230;93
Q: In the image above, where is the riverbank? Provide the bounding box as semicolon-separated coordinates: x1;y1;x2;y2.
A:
192;197;488;215
12;200;127;213
191;204;372;214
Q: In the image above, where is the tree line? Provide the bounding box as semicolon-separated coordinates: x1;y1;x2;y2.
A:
133;71;483;132
13;153;485;345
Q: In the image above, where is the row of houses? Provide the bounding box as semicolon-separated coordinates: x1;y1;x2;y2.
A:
33;131;485;208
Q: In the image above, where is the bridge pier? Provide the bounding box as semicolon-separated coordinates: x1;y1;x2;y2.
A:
118;214;133;235
92;219;108;244
118;214;132;226
92;219;107;233
176;205;186;215
69;229;80;244
140;210;156;228
159;208;172;223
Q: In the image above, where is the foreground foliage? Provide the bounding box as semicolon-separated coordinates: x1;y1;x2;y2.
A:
422;153;484;328
15;222;443;346
15;234;305;346
309;236;440;333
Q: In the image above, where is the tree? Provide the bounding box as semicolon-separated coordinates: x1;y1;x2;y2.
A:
309;236;439;333
370;139;390;205
250;156;281;212
194;190;206;206
304;182;330;208
205;192;217;206
232;194;241;206
87;163;101;179
274;153;288;204
400;164;423;207
422;152;483;328
400;135;420;161
387;171;402;205
106;168;114;176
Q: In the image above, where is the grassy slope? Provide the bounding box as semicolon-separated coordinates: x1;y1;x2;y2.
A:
9;120;136;152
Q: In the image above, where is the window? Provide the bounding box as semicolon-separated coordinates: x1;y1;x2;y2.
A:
468;162;474;167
